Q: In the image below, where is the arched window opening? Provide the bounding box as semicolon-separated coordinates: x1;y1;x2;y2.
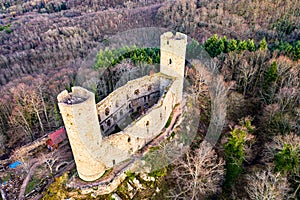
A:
169;59;172;64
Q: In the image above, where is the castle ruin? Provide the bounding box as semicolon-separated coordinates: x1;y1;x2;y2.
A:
57;32;187;182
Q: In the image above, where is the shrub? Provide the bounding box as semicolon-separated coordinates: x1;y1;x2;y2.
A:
263;61;278;89
237;40;247;51
204;35;260;57
274;144;299;175
293;41;300;60
224;127;246;187
42;173;69;200
204;34;224;57
228;39;238;52
246;39;256;52
259;38;268;51
0;24;12;34
223;118;254;187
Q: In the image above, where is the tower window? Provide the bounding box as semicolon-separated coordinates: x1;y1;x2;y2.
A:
105;107;110;116
146;121;149;126
148;85;152;91
167;40;169;45
100;125;104;131
107;119;111;127
128;137;131;142
134;89;140;95
169;59;172;64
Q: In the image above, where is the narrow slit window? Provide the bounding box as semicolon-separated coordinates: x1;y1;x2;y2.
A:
169;59;172;64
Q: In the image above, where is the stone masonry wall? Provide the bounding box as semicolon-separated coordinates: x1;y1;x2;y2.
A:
58;32;188;182
96;74;172;136
96;78;177;168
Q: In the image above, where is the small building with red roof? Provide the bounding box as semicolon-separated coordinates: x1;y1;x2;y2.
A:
46;127;67;151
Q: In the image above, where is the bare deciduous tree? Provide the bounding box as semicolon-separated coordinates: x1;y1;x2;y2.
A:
262;132;300;164
245;168;291;200
41;151;61;175
167;140;225;200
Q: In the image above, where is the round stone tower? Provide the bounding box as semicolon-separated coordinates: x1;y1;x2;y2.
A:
160;32;187;103
57;87;106;181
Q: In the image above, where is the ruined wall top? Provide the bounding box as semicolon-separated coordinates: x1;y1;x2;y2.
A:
57;87;93;106
161;32;187;40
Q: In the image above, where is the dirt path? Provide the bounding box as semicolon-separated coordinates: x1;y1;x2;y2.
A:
18;160;42;200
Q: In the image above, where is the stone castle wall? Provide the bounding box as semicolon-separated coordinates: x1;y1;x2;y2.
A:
97;75;177;168
96;74;172;136
57;32;187;182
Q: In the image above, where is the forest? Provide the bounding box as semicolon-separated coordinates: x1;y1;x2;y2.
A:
0;0;299;199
